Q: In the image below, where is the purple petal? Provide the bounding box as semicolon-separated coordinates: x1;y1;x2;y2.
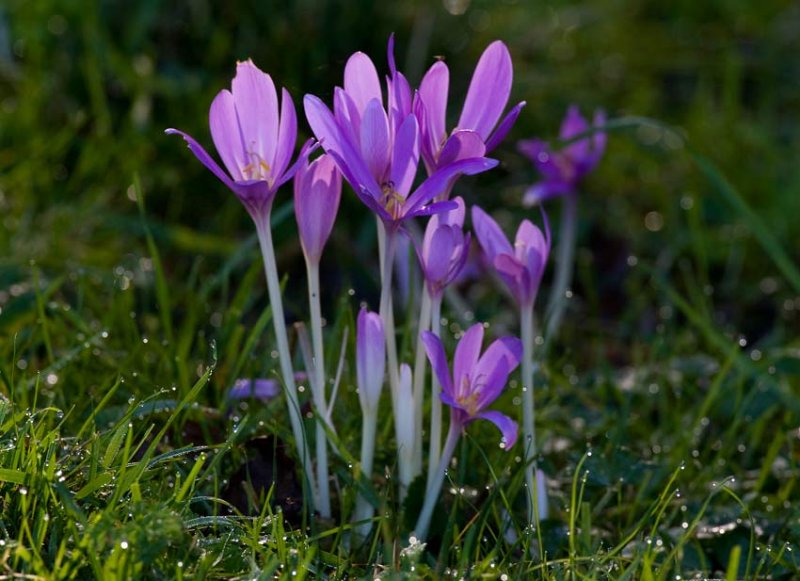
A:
360;99;391;182
453;323;484;400
390;114;420;197
422;225;457;289
333;87;361;147
474;410;518;450
344;52;383;116
209;90;246;180
473;336;522;405
516;220;548;260
274;138;318;190
228;378;280;401
560;105;596;170
357;307;385;412
418;61;449;161
471;205;513;263
231;60;279;172
437;130;486;167
405;157;498;217
485;101;526;153
294;154;342;262
273;87;298;181
458;41;512;140
166;128;236;192
304;94;382;197
388;71;412;137
408;199;459;219
421;331;454;397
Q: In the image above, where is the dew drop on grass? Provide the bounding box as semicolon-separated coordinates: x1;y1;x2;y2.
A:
120;540;129;549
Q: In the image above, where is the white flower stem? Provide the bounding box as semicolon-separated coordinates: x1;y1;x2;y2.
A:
414;420;460;541
425;293;443;495
411;287;432;475
306;260;331;518
253;214;318;509
545;192;578;345
377;222;407;498
352;409;378;538
520;300;543;524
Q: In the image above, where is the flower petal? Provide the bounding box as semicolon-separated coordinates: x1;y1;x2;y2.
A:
209;89;246;180
453;323;484;400
422;225;457;290
231;60;279;171
294;154;342;262
437;130;486;167
471;205;513;264
473;336;522;407
273;87;297;181
421;331;454;397
166;128;236;191
304;94;382;197
357;307;385;412
390;114;420;197
344;52;383;116
360;98;391;181
485;101;526;153
458;41;512;140
475;410;518;450
405;157;498;217
418;61;449;161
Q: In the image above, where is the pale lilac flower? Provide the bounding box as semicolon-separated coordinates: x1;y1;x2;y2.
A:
518;105;606;206
304;39;497;229
228;378;281;401
294;154;342;264
472;205;550;308
356;307;385;414
418;197;470;298
415;41;526;177
166;59;314;218
422;324;521;448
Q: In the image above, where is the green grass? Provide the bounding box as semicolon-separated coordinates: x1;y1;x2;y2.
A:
1;0;799;578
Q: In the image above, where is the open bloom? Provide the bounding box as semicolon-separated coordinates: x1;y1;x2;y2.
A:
356;307;385;414
294;154;342;264
166;59;313;218
418;197;470;298
304;38;497;229
472;205;550;307
422;324;521;448
415;41;526;178
518;105;606;206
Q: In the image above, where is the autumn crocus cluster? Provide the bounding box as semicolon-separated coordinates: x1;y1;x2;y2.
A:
166;35;603;544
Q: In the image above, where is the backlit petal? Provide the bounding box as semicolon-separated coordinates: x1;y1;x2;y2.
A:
344;52;383;116
474;410;518;450
231;60;279;171
458;41;512;140
209;90;246;180
421;331;454;397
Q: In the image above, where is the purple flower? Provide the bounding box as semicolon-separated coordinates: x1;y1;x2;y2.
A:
294;154;342;264
418;196;470;298
356;307;385;413
472;205;550;307
227;378;280;401
415;41;526;177
303;39;498;229
422;324;521;448
166;59;313;218
518;105;606;206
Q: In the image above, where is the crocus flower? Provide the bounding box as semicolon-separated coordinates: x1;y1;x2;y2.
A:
166;59;313;218
422;324;521;448
415;41;526;177
418;197;470;298
304;39;498;229
472;205;550;307
356;307;385;414
227;378;281;401
294;154;342;264
518;105;606;206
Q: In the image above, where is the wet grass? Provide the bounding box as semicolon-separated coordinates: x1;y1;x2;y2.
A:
1;0;799;578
